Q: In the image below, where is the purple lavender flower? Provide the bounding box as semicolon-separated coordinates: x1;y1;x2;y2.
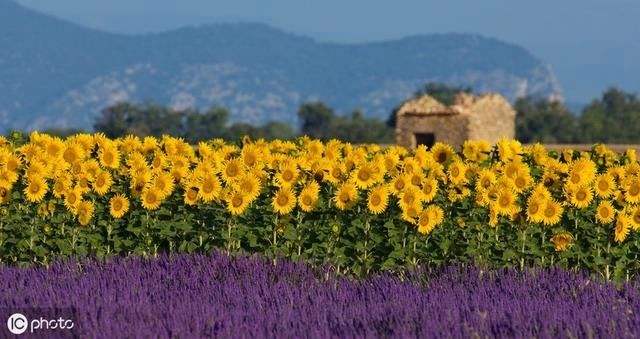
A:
0;253;638;338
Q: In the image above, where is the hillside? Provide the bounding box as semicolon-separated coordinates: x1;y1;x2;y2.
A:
0;0;562;131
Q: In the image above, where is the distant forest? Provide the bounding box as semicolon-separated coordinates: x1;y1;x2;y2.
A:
32;83;640;145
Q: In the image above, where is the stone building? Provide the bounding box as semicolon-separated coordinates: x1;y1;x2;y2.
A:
395;93;515;149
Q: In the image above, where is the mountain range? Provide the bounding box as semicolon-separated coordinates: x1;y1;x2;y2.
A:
0;0;563;131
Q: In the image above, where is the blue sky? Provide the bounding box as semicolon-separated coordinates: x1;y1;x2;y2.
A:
16;0;640;103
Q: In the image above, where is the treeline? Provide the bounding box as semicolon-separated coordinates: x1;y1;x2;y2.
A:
93;103;296;143
31;84;640;145
91;101;393;144
516;87;640;144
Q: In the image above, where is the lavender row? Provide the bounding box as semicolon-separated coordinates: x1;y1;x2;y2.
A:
1;253;639;338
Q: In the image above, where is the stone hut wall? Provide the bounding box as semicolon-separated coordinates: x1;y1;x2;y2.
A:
465;94;515;142
395;113;470;149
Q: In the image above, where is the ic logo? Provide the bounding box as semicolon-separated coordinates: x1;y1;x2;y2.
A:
7;313;27;335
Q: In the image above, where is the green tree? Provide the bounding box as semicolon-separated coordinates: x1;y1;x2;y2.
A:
297;103;393;143
515;97;577;143
578;87;640;143
297;102;335;139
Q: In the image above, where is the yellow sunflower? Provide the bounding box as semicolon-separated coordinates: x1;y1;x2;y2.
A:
594;173;616;198
390;174;410;196
321;162;340;183
398;185;423;210
180;185;198;205
401;202;422;223
199;174;221;203
235;174;261;203
595;200;615;224
614;214;631;243
0;168;19;190
272;187;296;215
24;176;48;203
0;187;10;204
448;160;468;185
141;187;162;210
63;186;83;212
221;158;244;183
241;144;262;168
153;172;175;199
353;162;377;189
512;173;532;193
276;161;299;187
98;144;120;169
421;177;438;202
334;182;358;210
476;169;496;191
630;206;640;231
550;232;573;252
76;200;95;226
567;185;593;209
367;185;389;215
109;194;130;219
624;177;640;203
492;188;518;217
431;143;454;164
541;200;563;226
298;181;320;212
93;170;113;196
416;204;444;234
526;197;545;223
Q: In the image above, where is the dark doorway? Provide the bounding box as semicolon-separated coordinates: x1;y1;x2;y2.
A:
414;133;435;148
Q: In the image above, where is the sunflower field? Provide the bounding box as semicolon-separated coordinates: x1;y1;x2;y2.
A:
1;132;639;279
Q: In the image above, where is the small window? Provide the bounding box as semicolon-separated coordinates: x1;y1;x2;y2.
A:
414;133;435;148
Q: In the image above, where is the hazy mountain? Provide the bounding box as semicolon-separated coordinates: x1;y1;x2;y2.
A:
0;0;563;131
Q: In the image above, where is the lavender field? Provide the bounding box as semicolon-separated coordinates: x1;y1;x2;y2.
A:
1;253;640;338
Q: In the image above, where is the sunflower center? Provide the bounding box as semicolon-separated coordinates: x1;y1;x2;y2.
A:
282;171;293;181
276;194;289;206
104;152;114;163
226;165;239;177
302;195;313;205
371;194;381;206
544;206;555;218
570;173;581;184
404;194;414;205
232;195;243;208
187;189;198;200
358;170;370;181
146;192;157;204
481;178;491;189
202;181;214;194
576;191;587;201
451;167;459;178
598;180;609;191
499;195;510;207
